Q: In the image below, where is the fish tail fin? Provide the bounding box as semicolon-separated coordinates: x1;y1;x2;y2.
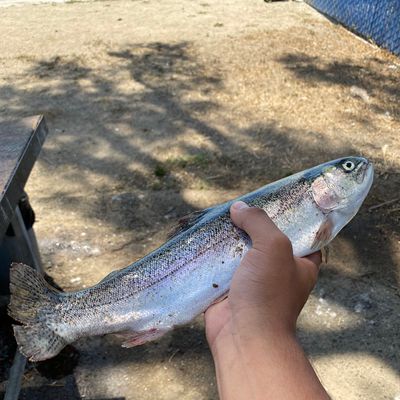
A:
8;263;67;361
13;324;67;362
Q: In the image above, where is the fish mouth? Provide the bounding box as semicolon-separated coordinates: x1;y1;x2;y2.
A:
355;158;371;184
360;161;374;198
352;159;374;206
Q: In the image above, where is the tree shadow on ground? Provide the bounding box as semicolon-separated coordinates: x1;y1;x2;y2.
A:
0;41;399;397
277;52;400;123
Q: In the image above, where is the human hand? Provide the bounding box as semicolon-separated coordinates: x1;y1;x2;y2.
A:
205;201;321;348
204;201;328;400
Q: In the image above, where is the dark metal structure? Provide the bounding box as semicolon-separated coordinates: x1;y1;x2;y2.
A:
0;115;48;400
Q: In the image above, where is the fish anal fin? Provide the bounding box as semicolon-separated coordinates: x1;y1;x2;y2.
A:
311;217;333;250
167;208;211;239
322;245;330;264
117;328;169;348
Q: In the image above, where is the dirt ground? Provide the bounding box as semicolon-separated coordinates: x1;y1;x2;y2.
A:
0;0;399;399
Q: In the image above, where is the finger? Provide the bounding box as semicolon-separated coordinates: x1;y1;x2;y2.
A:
297;253;321;293
230;201;291;253
304;251;322;269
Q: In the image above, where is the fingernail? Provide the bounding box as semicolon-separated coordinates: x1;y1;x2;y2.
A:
232;201;249;210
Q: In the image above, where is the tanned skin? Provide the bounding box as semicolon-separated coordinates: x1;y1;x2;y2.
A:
205;201;330;400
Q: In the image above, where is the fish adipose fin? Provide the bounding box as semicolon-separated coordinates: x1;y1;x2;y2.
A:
8;263;67;361
168;207;212;239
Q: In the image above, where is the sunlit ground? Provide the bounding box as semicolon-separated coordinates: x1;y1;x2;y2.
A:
0;1;399;399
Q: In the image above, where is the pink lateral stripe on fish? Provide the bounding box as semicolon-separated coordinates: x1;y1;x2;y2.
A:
8;157;373;361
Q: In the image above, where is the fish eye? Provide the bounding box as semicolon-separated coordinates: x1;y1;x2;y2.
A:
342;160;355;172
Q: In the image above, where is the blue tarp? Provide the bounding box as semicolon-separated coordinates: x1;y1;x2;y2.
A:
306;0;400;56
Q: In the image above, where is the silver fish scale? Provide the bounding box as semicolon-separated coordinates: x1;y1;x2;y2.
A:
54;216;243;338
64;214;235;304
250;178;311;219
55;178;312;332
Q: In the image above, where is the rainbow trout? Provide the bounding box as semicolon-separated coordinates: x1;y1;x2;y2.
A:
9;157;373;361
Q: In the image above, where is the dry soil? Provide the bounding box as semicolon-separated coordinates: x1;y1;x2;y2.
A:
0;1;399;399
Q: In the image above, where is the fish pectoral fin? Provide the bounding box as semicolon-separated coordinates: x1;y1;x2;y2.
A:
98;269;121;284
311;217;333;250
322;245;330;264
117;328;170;348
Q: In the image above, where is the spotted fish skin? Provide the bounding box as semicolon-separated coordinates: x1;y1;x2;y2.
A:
9;157;373;361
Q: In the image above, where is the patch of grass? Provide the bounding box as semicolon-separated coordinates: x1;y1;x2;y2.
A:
167;153;210;169
150;181;163;190
15;55;36;62
154;164;167;177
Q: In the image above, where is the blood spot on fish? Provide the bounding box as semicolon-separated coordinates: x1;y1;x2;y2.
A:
213;283;219;288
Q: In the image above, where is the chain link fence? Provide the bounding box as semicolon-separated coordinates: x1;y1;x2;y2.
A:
306;0;400;56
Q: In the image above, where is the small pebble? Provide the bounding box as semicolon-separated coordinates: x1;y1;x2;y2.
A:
350;85;370;103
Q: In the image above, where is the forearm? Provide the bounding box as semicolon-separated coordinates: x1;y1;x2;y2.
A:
211;320;330;400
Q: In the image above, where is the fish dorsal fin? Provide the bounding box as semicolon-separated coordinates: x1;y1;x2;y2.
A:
167;208;211;239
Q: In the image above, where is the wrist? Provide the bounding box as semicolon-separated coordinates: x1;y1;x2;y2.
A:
232;305;297;339
210;320;329;400
210;317;308;400
210;308;297;362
